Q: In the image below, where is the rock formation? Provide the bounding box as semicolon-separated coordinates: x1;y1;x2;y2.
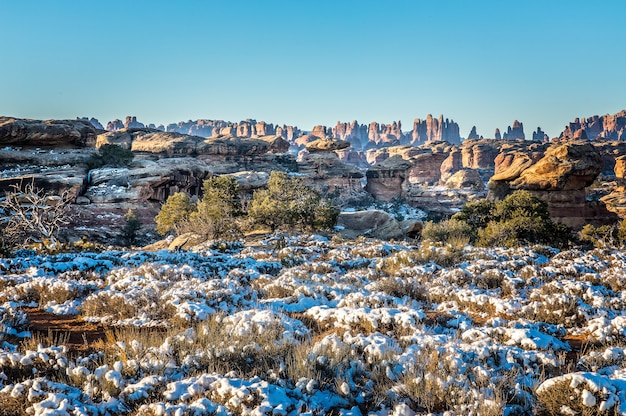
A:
495;128;501;140
97;128;289;156
460;139;500;170
560;110;626;141
502;120;525;140
411;114;461;145
78;117;104;130
467;126;480;140
0;117;97;147
600;155;626;218
532;127;548;142
124;116;144;129
488;141;614;227
106;119;125;131
332;120;368;150
444;169;484;190
310;125;329;139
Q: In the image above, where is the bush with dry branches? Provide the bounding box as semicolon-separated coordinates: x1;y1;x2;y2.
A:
0;180;72;251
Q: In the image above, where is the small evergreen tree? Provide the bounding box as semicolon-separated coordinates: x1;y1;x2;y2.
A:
121;209;141;246
190;176;242;240
88;144;134;168
155;192;195;236
248;171;338;232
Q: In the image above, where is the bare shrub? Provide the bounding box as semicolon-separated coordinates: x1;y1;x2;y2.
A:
0;181;72;251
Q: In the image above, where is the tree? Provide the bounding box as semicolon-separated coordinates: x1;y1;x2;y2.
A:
247;171;339;232
155;192;195;236
190;176;242;240
0;181;72;250
121;209;141;246
87;144;134;169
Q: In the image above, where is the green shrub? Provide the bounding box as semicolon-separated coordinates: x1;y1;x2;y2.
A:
247;171;339;232
155;192;195;236
190;176;242;240
88;144;134;168
424;191;572;248
421;218;473;246
120;209;141;246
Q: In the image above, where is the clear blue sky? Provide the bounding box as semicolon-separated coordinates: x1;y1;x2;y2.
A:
1;0;625;138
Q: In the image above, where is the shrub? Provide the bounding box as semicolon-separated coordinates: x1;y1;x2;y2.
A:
421;218;473;245
247;171;339;232
87;144;134;168
154;192;195;236
452;199;494;231
120;209;141;246
189;176;242;240
0;181;71;251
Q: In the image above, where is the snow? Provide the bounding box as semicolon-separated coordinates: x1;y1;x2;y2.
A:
1;236;626;414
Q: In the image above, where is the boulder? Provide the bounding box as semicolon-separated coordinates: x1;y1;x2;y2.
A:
365;155;412;201
168;233;206;250
509;142;602;191
445;169;484;190
305;138;350;153
336;210;405;240
225;171;269;190
0;117;97;147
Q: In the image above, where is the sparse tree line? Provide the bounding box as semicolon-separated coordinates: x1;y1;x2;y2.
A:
422;190;626;249
2;143;626;253
155;171;339;240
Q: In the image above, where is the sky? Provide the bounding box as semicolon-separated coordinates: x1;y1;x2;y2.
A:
1;0;625;138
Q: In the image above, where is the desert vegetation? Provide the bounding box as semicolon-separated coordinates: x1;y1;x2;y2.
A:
156;171;339;240
0;233;626;414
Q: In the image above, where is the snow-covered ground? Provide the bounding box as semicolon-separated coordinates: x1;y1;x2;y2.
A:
1;235;626;415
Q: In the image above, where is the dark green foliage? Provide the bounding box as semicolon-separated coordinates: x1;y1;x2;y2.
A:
190;176;242;240
452;199;494;230
579;220;626;248
88;144;134;169
121;209;141;246
247;171;339;232
423;190;572;248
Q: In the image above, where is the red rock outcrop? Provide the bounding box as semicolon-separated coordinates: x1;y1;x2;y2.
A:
467;126;480;140
560;110;626;141
488;141;614;227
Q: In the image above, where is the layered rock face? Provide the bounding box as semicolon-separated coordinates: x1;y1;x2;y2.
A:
0;117;97;147
560;110;626;141
297;138;364;202
97;128;289;156
488;141;614;227
460;139;501;170
411;114;461;145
